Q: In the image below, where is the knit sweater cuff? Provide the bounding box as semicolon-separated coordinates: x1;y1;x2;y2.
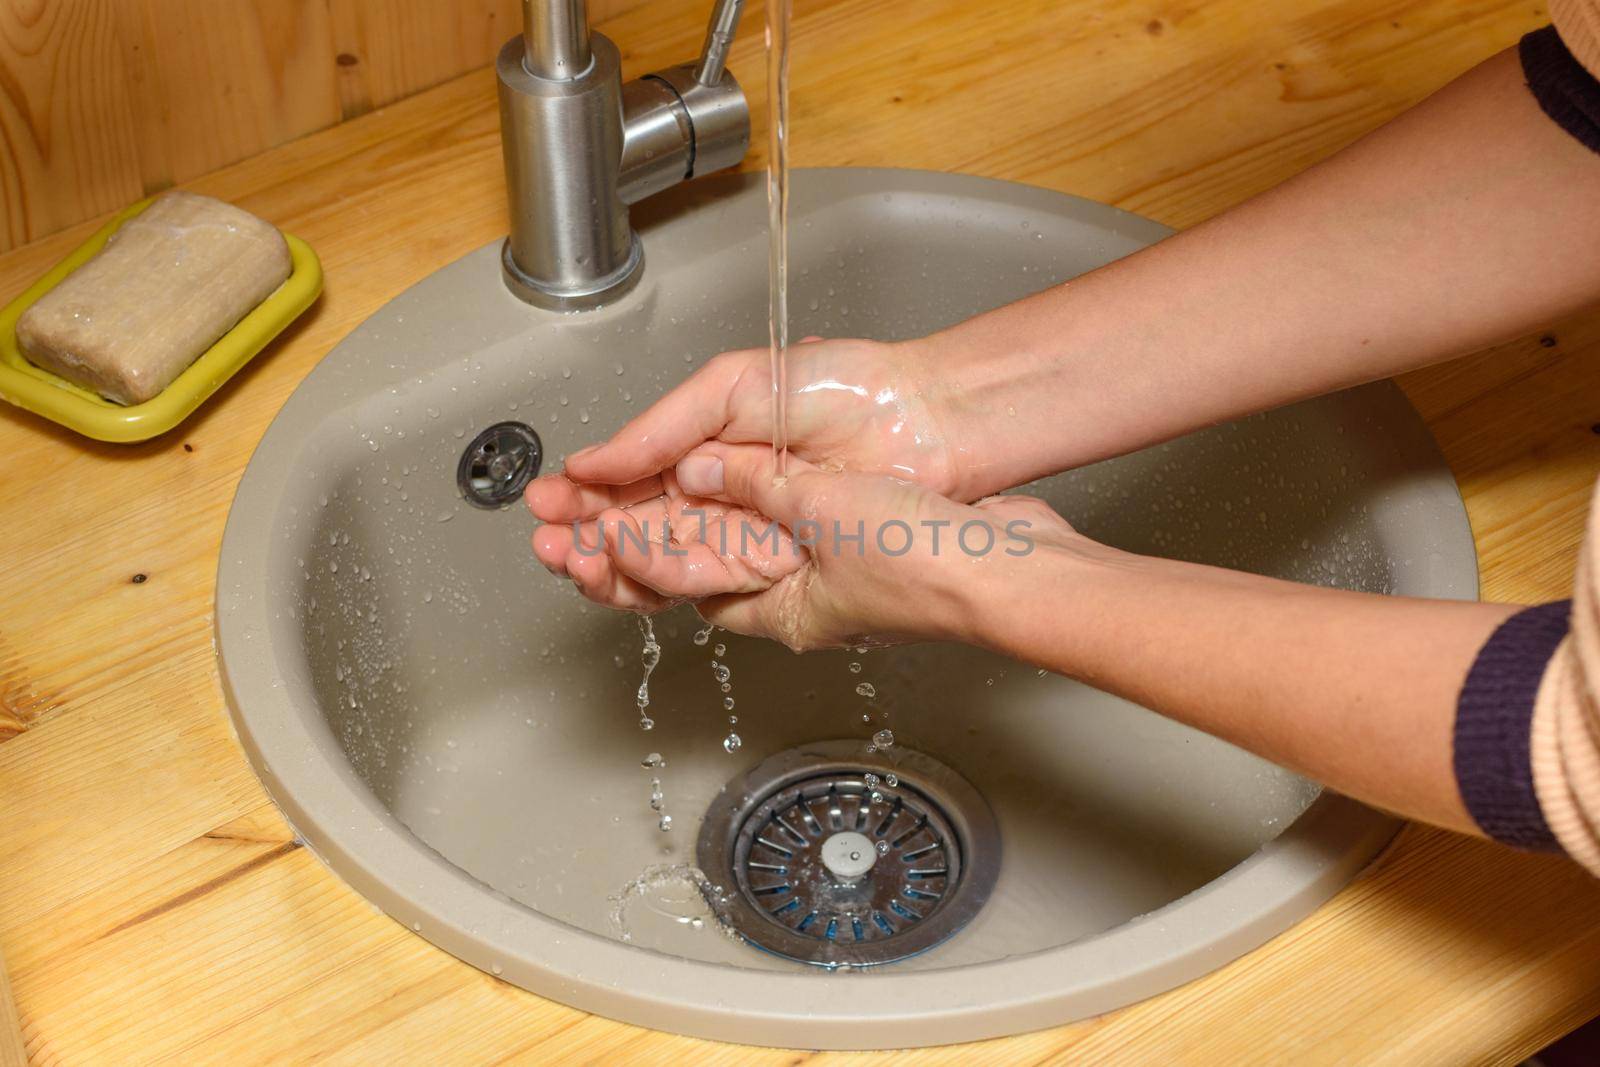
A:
1521;25;1600;154
1453;600;1573;850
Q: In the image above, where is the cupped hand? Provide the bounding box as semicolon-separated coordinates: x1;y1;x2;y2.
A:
526;466;809;614
524;336;972;611
549;441;1091;651
550;337;964;501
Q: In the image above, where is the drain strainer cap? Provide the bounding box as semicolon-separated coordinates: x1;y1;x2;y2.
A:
697;740;1000;968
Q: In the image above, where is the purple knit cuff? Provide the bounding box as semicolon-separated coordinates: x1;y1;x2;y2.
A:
1521;25;1600;155
1453;600;1572;851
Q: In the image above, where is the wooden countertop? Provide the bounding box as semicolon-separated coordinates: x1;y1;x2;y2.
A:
3;0;1599;1062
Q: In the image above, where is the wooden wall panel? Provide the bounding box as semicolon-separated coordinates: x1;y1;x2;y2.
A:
125;0;340;188
0;0;643;254
0;0;143;249
328;0;521;120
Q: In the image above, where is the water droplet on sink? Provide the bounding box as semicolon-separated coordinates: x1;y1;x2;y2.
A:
871;728;895;750
856;682;876;698
722;733;742;753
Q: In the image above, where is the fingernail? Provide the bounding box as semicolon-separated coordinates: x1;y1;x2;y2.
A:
677;454;724;495
567;445;600;464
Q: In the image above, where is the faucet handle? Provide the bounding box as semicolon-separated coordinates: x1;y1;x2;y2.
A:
694;0;745;86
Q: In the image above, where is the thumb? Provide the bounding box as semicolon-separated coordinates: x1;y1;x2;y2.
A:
674;441;824;527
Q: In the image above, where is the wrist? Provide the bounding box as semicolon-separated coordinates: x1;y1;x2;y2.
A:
937;529;1145;661
905;327;1049;501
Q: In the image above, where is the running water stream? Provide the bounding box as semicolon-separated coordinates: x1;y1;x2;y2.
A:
766;0;792;482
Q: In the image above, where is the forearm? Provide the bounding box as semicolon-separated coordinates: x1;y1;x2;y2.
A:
965;544;1521;832
928;47;1600;499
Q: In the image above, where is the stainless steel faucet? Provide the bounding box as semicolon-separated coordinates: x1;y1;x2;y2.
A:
497;0;750;309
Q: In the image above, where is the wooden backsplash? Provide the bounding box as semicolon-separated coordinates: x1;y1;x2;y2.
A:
0;0;640;253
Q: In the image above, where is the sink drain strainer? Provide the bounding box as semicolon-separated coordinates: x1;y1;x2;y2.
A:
457;422;542;508
697;740;1000;968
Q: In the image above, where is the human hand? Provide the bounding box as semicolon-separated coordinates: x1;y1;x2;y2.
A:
524;336;982;612
525;464;810;614
547;440;1093;651
548;336;966;499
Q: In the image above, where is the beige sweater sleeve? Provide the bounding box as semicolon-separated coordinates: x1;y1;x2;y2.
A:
1530;481;1600;876
1552;0;1600;77
1506;2;1600;876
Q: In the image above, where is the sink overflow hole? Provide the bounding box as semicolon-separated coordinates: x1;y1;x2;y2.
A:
458;422;543;508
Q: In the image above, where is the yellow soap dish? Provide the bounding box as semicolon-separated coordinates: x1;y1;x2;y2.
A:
0;198;322;443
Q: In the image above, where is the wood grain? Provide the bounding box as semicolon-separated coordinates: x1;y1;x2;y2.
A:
1;0;1598;1063
0;0;643;253
0;947;24;1067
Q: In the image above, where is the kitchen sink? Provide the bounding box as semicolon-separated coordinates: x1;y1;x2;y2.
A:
216;168;1477;1048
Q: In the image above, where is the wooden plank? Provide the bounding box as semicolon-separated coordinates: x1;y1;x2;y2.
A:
0;0;145;249
0;946;24;1067
0;0;646;253
0;0;1597;1063
122;0;340;189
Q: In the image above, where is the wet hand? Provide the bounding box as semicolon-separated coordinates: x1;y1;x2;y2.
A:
557;441;1087;650
525;466;809;614
536;337;963;511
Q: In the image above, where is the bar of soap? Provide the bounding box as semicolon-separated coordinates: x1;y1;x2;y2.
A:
15;191;292;405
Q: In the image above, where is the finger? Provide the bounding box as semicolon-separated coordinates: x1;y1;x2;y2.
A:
673;441;828;527
698;581;822;652
606;513;777;599
532;523;574;576
611;496;807;594
566;539;675;613
562;350;761;485
530;490;673;575
525;472;665;523
697;591;779;642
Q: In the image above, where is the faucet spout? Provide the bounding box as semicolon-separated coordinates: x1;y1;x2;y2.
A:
694;0;745;86
498;0;752;309
521;0;591;80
